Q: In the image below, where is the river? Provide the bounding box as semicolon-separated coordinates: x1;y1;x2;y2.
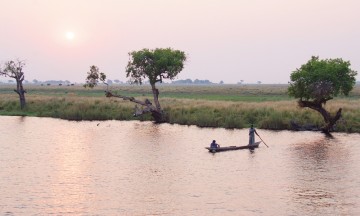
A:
0;116;359;215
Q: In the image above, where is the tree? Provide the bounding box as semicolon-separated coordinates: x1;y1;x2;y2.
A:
85;48;186;122
125;48;186;118
0;59;27;109
84;65;106;88
288;56;357;134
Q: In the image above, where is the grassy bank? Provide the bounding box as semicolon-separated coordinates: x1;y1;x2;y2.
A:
1;84;359;132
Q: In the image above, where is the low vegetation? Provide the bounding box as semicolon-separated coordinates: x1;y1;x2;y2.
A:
1;84;359;132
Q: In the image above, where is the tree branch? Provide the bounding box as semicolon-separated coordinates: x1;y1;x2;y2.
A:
299;99;343;133
105;91;148;106
298;99;331;123
104;90;165;120
105;90;160;110
332;108;342;124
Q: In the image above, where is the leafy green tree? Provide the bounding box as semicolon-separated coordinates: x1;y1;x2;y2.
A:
288;56;357;134
125;48;186;118
0;59;27;109
85;48;186;122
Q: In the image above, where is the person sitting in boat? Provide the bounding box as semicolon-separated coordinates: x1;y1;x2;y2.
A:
249;124;259;145
210;140;220;149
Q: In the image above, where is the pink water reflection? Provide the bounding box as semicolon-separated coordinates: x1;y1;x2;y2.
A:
0;116;359;215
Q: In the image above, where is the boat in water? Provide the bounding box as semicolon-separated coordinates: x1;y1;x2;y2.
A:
205;141;261;153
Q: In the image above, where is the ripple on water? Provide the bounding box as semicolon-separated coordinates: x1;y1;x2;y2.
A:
0;116;360;215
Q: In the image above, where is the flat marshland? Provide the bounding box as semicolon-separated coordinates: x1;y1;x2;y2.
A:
1;84;359;132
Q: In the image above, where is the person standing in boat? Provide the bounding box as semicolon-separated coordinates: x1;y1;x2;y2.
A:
210;140;220;149
249;124;259;145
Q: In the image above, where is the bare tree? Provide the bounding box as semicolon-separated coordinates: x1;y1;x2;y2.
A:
0;59;27;109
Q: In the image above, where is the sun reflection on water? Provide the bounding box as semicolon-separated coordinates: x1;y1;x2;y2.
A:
1;117;360;215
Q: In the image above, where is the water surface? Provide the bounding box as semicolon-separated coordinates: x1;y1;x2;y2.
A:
1;116;359;215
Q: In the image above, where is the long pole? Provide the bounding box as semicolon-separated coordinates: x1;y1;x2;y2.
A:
256;134;269;148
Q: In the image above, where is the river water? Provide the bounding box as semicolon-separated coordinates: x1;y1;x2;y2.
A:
0;116;359;215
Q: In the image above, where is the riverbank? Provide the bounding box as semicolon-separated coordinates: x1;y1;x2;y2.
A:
1;84;359;132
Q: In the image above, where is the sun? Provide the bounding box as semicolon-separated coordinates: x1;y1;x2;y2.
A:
66;31;75;40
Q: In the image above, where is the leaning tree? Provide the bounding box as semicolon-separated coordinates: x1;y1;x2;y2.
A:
84;48;187;122
288;56;357;134
0;59;27;109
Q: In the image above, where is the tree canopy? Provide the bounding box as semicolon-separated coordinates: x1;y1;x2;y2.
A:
125;48;187;118
126;48;186;85
288;56;357;103
84;65;107;88
0;60;26;80
83;48;187;122
288;56;357;133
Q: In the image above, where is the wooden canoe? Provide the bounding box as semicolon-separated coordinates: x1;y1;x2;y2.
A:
205;141;261;153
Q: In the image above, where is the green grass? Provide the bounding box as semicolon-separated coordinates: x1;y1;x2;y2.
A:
1;84;360;132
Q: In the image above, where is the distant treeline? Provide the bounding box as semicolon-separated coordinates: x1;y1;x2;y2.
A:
1;78;222;85
1;79;358;85
0;79;75;86
171;79;215;85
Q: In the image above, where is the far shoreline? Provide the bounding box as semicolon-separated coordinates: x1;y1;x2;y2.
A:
1;84;359;133
0;113;356;134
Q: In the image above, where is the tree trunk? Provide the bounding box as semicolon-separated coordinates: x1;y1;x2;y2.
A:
298;100;342;134
321;108;342;134
151;84;161;111
19;93;26;109
14;79;26;109
149;84;166;122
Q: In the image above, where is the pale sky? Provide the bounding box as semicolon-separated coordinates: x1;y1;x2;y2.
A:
0;0;359;84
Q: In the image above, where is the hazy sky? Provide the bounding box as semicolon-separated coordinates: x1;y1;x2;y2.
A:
1;0;359;84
